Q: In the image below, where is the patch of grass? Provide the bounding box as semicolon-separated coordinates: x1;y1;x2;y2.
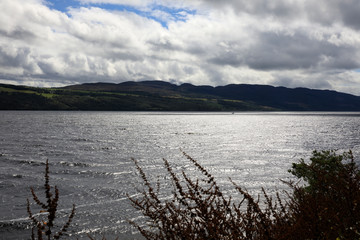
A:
0;86;18;92
0;86;38;94
39;93;57;98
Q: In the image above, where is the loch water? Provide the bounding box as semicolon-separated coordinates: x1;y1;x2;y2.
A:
1;111;360;239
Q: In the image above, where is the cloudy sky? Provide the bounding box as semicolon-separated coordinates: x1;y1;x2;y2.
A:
1;0;360;95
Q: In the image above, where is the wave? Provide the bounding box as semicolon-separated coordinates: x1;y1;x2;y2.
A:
59;161;90;168
70;137;95;142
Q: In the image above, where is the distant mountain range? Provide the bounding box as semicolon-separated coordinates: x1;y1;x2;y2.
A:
1;81;360;111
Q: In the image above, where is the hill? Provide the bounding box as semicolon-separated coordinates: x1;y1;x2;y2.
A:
1;81;360;111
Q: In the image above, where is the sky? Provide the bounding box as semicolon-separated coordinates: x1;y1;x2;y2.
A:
1;0;360;95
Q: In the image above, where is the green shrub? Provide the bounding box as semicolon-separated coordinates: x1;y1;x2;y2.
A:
286;150;360;239
289;150;358;193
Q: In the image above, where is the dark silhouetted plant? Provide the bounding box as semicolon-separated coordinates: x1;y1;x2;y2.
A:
27;160;75;240
27;150;360;239
128;150;360;240
128;151;293;240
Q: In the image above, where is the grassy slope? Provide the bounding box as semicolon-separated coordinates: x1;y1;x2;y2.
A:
4;81;360;111
0;83;273;111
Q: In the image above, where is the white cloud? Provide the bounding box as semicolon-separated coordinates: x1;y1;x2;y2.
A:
0;0;360;95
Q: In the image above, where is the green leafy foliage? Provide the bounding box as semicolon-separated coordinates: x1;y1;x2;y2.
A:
286;150;360;239
289;150;358;193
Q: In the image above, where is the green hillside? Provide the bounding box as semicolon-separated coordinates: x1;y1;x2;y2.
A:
1;81;360;111
0;83;273;111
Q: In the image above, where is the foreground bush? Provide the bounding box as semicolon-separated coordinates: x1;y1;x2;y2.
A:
286;150;360;239
129;150;360;240
27;150;360;239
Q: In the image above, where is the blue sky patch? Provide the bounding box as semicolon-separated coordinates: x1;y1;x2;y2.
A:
46;0;81;12
46;0;196;27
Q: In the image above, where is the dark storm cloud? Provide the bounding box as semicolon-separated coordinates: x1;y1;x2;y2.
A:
207;31;360;71
0;46;28;68
338;1;360;30
271;74;333;90
248;31;360;71
201;0;302;20
148;39;183;52
0;46;41;73
208;51;243;67
203;0;360;30
0;28;37;41
304;0;360;30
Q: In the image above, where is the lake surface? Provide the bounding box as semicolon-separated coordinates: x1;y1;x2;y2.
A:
1;111;360;239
